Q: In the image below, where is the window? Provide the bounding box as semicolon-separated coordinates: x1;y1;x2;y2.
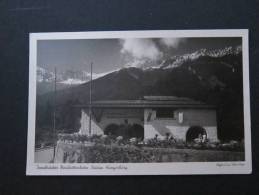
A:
156;108;175;119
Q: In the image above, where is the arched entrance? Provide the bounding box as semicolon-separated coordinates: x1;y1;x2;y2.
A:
186;126;207;142
104;124;120;136
129;124;144;140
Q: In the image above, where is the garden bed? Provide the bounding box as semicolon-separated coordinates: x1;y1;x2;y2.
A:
54;142;245;163
57;133;245;152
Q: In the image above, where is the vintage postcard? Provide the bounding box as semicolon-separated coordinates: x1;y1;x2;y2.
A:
27;30;252;175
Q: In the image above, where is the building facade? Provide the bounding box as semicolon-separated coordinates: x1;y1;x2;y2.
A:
78;96;218;142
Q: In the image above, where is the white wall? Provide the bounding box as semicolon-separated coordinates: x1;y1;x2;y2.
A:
79;110;104;135
144;108;218;141
79;108;143;135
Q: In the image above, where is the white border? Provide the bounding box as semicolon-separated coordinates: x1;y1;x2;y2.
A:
27;30;252;175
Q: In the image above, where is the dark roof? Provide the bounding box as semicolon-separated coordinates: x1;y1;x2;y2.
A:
74;96;216;109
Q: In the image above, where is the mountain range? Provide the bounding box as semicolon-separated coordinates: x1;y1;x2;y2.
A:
37;66;115;94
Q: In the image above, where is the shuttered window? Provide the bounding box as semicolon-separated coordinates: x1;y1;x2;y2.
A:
156;108;175;119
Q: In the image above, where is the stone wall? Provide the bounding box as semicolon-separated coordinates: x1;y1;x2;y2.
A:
54;142;244;163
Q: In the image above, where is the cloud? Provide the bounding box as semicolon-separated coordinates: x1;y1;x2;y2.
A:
120;38;162;61
160;38;186;48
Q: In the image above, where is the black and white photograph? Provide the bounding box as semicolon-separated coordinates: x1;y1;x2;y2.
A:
26;30;251;175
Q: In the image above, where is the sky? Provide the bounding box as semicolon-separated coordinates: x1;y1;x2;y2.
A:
37;37;241;73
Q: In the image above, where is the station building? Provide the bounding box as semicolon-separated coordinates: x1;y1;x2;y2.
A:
78;96;218;142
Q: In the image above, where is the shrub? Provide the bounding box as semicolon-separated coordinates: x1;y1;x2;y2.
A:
57;133;244;152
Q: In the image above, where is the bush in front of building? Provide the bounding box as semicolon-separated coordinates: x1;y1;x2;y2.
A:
184;139;244;152
57;133;244;152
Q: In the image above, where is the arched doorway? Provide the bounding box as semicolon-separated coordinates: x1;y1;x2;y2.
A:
129;124;144;140
186;126;207;142
104;124;120;136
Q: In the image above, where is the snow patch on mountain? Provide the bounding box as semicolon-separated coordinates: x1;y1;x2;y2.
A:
37;66;117;85
159;46;242;69
84;70;117;80
59;78;86;85
125;45;242;70
37;67;55;82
